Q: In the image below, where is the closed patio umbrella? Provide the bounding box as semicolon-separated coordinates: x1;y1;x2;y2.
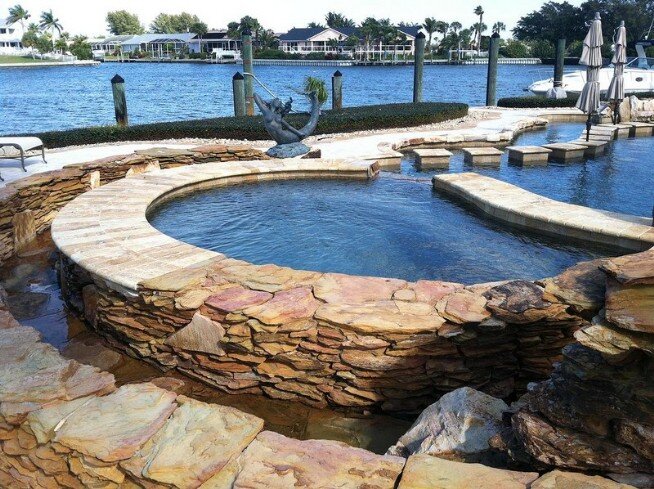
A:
607;21;627;124
576;12;603;140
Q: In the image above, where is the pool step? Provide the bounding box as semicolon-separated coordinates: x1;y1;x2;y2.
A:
624;121;654;137
567;139;607;157
411;148;452;170
506;146;551;165
541;143;587;162
596;123;631;138
462;147;503;166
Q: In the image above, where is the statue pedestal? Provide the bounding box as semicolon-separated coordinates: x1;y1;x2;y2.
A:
266;142;311;159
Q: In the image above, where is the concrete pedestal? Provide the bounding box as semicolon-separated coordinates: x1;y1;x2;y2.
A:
542;143;586;162
462;147;503;166
506;146;551;165
412;149;452;170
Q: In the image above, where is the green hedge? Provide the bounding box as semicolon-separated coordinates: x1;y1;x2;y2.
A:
25;102;468;149
498;93;654;108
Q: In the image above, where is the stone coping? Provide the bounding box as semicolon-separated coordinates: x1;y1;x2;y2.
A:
52;159;376;295
434;173;654;252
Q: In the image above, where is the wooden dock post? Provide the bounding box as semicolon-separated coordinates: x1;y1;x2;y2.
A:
232;72;246;117
110;74;128;126
241;28;254;116
485;33;500;106
413;32;426;103
332;70;343;110
554;39;566;88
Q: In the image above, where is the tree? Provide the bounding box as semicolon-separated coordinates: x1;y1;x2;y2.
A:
500;39;529;58
345;34;359;57
423;17;438;58
513;1;585;44
39;10;62;49
150;12;202;34
34;33;52;55
106;10;144;35
189;21;207;53
54;37;67;53
359;17;380;61
69;35;92;59
7;4;30;33
492;22;506;35
21;23;39;58
449;21;462;34
472;22;487;51
325;12;355;29
307;22;324;28
530;39;555;59
259;29;278;49
473;5;484;54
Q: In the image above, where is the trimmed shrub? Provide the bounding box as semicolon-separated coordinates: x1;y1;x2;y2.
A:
498;93;654;108
25;102;469;149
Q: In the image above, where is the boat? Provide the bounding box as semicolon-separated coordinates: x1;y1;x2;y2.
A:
528;40;654;96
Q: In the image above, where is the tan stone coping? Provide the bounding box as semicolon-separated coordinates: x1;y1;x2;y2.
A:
433;173;654;252
52;159;377;294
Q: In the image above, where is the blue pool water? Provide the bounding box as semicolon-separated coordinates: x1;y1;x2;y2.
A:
401;123;654;217
149;176;609;284
0;63;540;134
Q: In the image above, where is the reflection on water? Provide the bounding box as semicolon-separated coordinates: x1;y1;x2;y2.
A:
0;233;411;453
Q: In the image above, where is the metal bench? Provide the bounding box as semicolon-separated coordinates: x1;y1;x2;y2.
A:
0;137;47;181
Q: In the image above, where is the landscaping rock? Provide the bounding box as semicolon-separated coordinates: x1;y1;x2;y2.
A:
532;470;636;489
397;454;538;489
387;387;508;460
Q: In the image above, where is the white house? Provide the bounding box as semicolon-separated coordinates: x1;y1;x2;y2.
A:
278;26;422;59
190;30;241;60
0;17;26;55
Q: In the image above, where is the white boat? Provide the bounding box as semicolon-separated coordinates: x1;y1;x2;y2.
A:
528;40;654;96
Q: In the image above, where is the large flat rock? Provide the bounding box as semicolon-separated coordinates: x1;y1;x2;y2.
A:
531;470;636;488
397;454;538;489
210;430;404;488
54;383;178;462
122;395;263;488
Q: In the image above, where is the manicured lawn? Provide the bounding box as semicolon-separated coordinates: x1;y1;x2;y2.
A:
0;55;58;64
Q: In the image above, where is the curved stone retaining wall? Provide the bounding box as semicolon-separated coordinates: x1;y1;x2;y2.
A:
0;289;633;488
0;145;268;266
52;160;611;413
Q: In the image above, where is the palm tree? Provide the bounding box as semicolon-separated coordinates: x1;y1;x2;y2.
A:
39;10;63;50
492;22;506;35
449;22;462;34
423;17;438;59
7;4;30;33
360;17;380;62
326;37;339;54
473;5;484;55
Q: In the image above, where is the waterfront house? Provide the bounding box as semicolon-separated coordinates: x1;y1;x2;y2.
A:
278;26;422;59
190;30;241;60
0;17;25;55
89;35;134;55
120;33;197;57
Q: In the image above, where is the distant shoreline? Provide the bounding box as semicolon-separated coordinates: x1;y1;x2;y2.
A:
0;60;101;68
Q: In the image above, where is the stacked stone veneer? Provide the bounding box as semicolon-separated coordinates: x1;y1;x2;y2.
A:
513;248;654;479
0;145;268;265
51;160;613;414
1;289;634;488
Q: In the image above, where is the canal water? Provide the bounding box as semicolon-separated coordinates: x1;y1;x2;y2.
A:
0;62;544;134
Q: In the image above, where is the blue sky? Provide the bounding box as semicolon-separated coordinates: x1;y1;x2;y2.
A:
7;0;585;37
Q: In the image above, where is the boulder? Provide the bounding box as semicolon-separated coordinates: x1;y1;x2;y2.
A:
532;470;636;489
387;387;508;461
397;454;538;489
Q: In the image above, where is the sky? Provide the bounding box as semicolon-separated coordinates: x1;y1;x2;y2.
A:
3;0;585;37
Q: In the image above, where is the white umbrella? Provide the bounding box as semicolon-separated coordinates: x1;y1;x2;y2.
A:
607;20;627;123
576;12;603;140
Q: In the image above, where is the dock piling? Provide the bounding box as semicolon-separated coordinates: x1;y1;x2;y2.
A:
332;70;343;110
485;33;500;106
413;32;426;103
241;28;254;116
232;72;246;117
110;74;128;126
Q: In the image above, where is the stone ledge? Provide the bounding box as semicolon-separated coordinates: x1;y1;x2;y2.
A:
433;173;654;252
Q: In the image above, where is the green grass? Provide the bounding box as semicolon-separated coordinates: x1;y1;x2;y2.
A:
0;55;59;64
20;102;469;149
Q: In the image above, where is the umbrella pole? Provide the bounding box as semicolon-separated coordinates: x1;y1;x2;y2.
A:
586;114;592;141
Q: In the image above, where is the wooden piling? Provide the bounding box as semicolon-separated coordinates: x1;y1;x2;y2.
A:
110;74;128;126
232;72;246;117
332;70;343;110
413;32;426;103
554;39;566;88
241;28;254;116
485;33;500;106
